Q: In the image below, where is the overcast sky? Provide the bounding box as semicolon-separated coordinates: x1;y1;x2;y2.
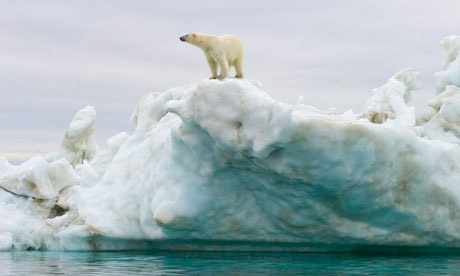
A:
1;1;460;163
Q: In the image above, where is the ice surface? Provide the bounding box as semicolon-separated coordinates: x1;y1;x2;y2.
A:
360;68;420;128
3;36;460;251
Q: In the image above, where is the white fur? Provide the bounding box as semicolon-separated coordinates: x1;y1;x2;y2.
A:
181;33;244;80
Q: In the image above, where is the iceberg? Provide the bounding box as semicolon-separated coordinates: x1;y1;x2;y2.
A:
3;36;460;251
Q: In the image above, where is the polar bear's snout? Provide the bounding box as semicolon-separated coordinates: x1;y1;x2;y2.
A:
179;35;187;42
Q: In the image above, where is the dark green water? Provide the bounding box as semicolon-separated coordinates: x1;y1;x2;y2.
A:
1;251;460;275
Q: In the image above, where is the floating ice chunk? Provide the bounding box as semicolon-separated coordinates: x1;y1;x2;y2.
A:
6;36;460;252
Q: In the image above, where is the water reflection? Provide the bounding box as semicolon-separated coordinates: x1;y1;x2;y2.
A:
1;251;460;275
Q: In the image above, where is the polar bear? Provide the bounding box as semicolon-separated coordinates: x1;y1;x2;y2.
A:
180;33;244;80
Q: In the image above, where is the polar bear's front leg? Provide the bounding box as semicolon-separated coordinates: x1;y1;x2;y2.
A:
205;54;218;79
234;58;244;78
216;57;229;80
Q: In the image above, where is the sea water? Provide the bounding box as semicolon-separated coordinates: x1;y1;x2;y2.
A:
1;251;459;275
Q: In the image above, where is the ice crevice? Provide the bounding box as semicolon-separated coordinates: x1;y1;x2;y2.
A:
3;36;460;251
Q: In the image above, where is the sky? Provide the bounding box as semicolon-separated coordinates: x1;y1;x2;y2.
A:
1;0;460;164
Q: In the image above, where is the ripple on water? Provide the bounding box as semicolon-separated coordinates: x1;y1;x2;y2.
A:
1;251;460;275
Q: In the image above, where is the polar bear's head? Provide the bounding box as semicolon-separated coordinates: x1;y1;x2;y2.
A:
179;33;214;49
179;33;198;43
179;33;216;51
